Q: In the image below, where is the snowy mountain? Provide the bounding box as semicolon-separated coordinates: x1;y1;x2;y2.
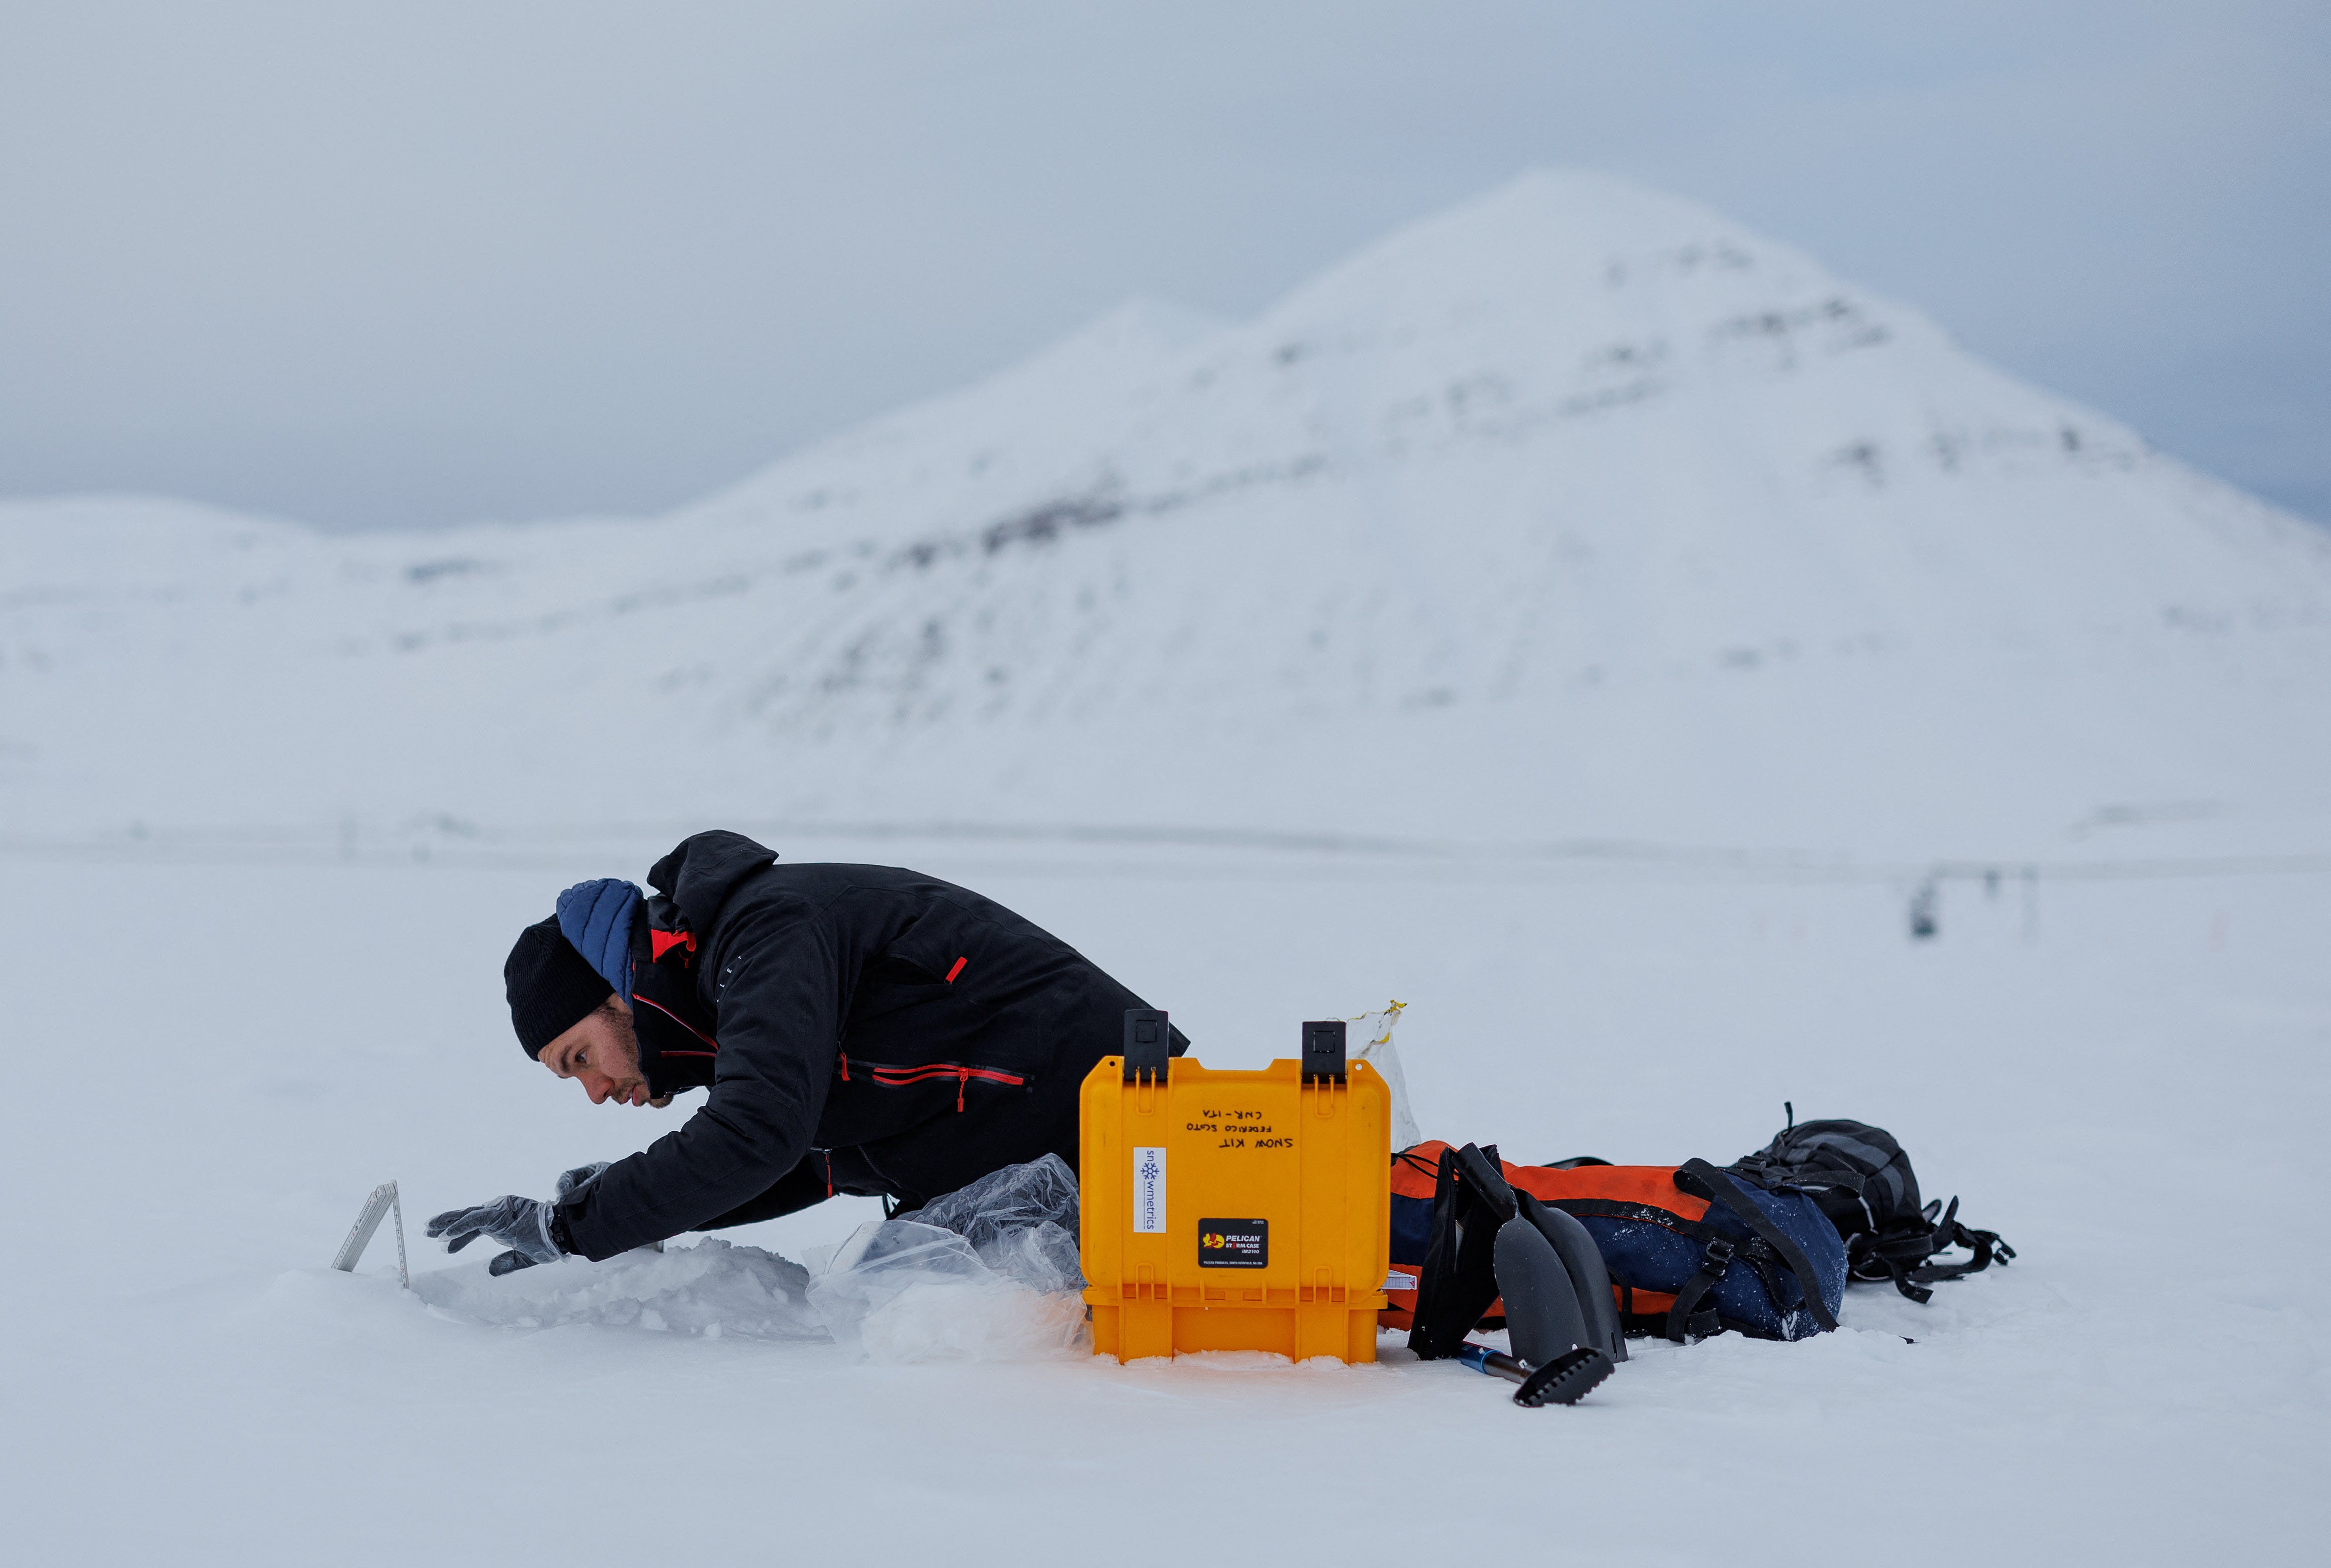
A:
5;170;2328;852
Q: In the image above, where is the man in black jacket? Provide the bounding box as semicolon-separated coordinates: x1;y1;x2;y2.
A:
428;830;1185;1274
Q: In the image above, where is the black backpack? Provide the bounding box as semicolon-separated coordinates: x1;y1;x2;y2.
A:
1730;1109;2012;1303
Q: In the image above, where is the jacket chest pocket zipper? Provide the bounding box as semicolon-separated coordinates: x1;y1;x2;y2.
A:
836;1055;1027;1111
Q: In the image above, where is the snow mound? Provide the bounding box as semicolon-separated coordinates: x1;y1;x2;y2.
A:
410;1237;825;1340
807;1222;1090;1363
853;1274;1090;1365
806;1157;1091;1364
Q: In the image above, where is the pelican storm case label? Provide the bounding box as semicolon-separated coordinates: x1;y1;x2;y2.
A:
1198;1218;1269;1267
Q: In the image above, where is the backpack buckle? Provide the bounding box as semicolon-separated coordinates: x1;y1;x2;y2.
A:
1664;1236;1739;1343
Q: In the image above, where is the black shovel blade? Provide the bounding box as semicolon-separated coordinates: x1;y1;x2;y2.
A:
1514;1346;1614;1408
1517;1191;1627;1363
1494;1215;1592;1370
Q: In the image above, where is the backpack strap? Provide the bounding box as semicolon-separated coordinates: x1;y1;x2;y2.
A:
1406;1144;1516;1359
1907;1199;2015;1285
1860;1198;2016;1300
1777;1165;1869;1196
1663;1235;1739;1341
1614;1278;1719;1340
1915;1225;2012;1281
1659;1232;1814;1341
1454;1143;1519;1221
1856;1226;1941;1301
1676;1159;1840;1335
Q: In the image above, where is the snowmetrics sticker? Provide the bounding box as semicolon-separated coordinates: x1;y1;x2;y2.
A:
1198;1218;1268;1267
1133;1147;1166;1233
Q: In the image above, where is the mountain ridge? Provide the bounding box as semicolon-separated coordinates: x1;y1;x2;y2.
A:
4;169;2327;851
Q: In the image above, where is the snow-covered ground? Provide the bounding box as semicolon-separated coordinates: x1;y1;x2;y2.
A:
3;829;2324;1564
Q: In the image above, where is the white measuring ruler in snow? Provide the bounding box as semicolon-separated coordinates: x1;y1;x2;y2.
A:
331;1180;409;1288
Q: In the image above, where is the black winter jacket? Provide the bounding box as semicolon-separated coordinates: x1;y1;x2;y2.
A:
558;831;1181;1260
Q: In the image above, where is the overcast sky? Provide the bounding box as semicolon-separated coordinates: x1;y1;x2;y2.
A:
3;1;2326;531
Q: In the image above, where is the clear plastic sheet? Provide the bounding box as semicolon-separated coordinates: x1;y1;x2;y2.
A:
1348;1001;1423;1152
899;1151;1083;1292
806;1155;1089;1362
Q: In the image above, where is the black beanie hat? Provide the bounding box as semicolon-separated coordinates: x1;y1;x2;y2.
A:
505;916;614;1059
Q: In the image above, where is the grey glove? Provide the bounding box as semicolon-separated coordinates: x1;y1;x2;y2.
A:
426;1194;565;1276
555;1161;611;1201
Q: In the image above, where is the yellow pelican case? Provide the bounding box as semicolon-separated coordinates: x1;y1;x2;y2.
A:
1079;1017;1391;1363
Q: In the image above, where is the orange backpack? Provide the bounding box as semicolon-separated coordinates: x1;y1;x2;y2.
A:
1386;1141;1845;1342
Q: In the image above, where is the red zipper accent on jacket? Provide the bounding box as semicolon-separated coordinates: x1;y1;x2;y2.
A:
841;1057;1027;1111
633;994;720;1056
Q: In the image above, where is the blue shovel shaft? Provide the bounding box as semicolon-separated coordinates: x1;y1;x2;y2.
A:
1456;1342;1532;1384
1457;1339;1617;1408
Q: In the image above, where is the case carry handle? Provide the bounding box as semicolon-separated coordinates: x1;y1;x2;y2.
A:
1301;1019;1347;1084
1123;1009;1173;1083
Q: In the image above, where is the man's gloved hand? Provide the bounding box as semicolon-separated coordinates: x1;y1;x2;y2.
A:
555;1161;611;1201
427;1195;565;1277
